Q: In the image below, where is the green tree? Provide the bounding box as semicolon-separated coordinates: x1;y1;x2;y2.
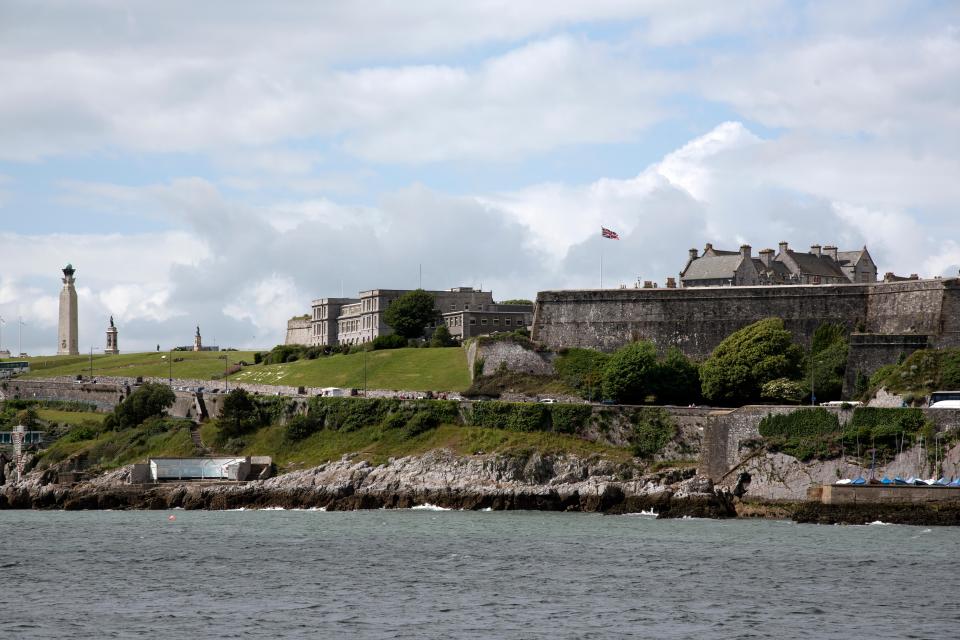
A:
654;348;701;405
104;382;175;430
601;341;659;403
761;377;805;404
218;388;266;439
807;323;849;403
700;318;804;405
383;289;437;339
555;348;610;401
15;407;39;428
430;325;455;347
498;299;533;305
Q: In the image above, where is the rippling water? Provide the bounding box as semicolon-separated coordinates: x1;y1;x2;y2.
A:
3;509;959;639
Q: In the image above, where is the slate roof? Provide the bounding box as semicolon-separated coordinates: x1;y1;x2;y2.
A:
752;258;792;281
681;255;744;280
786;251;848;278
836;250;864;266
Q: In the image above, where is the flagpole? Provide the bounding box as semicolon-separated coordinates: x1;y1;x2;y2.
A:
600;247;603;289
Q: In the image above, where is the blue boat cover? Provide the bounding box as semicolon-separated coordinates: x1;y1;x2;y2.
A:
852;477;867;485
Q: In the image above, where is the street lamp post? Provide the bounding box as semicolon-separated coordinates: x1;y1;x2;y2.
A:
221;355;230;392
168;349;173;388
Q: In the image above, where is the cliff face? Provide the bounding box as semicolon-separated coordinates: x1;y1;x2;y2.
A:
0;450;736;518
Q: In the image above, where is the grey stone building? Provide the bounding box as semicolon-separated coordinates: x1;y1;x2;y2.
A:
680;241;877;287
287;287;533;347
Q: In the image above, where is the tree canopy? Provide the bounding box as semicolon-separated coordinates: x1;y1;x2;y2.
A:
383;289;437;339
700;318;804;405
601;341;659;403
218;388;266;439
808;323;849;403
430;325;455;347
104;382;175;430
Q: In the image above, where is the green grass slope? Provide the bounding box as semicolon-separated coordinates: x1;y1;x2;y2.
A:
201;422;632;469
21;351;258;380
232;348;469;391
20;347;470;392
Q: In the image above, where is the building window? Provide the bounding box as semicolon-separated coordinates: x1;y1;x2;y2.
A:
470;319;476;325
505;319;511;326
464;304;469;310
481;318;487;325
493;318;499;325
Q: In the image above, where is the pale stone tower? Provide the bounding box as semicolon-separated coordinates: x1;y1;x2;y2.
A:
193;326;202;352
105;316;119;355
57;264;79;355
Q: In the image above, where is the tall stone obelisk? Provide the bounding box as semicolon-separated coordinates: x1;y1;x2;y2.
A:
58;264;79;355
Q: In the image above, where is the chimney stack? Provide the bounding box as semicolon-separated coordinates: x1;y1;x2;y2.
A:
758;248;774;267
704;243;714;255
810;244;822;257
666;277;677;289
739;244;752;258
823;245;838;261
778;241;789;254
689;248;698;261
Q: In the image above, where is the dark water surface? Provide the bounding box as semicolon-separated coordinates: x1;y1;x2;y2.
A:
2;509;959;639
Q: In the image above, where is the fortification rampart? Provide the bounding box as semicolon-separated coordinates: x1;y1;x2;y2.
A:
0;379;127;410
532;278;960;360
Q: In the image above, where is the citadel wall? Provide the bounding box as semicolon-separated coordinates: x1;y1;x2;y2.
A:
284;317;312;346
532;279;960;359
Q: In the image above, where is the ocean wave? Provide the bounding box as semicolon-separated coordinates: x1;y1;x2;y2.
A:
411;503;451;511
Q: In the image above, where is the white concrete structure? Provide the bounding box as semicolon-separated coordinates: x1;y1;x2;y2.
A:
57;264;79;355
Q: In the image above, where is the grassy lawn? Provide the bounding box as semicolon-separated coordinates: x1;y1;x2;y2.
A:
21;347;470;392
36;409;106;427
232;347;470;391
22;350;259;380
230;423;632;468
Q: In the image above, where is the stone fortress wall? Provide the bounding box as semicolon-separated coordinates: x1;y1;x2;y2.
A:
532;278;960;358
532;279;960;395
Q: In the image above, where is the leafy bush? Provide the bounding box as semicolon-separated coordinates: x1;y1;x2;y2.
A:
601;341;659;404
103;383;176;431
849;407;926;433
430;325;455;347
371;334;408;350
700;318;804;405
404;412;439;437
285;414;322;441
760;378;805;404
630;408;676;457
217;389;268;439
549;403;592;434
65;424;98;442
555;348;609;401
758;408;840;438
654;348;701;405
470;401;548;432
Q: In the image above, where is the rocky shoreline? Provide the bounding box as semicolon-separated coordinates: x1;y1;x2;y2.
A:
1;450;736;518
4;449;960;525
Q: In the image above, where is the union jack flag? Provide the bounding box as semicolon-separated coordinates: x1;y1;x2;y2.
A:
601;226;619;240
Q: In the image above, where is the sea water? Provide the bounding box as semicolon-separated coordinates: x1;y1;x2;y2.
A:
2;510;958;639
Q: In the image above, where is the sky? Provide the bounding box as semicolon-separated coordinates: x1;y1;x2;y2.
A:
1;0;959;355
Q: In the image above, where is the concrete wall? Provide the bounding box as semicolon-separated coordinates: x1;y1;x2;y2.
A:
822;484;960;504
532;278;960;358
